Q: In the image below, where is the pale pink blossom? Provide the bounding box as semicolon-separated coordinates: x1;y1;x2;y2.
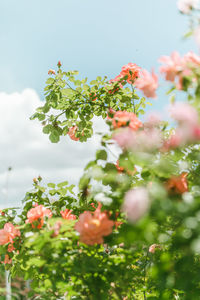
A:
132;128;163;152
122;188;150;222
149;244;160;253
176;68;193;90
26;205;52;229
183;51;200;66
145;113;161;127
170;102;199;126
135;69;158;98
177;0;199;14
159;52;183;81
113;128;136;149
75;203;114;245
162;132;182;151
113;127;163;152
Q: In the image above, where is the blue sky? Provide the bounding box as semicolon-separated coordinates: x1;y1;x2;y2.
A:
0;0;199;207
0;0;197;98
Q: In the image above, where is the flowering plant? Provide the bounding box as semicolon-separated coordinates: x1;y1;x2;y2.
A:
2;3;200;299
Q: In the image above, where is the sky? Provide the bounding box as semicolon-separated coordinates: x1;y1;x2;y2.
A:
0;0;198;208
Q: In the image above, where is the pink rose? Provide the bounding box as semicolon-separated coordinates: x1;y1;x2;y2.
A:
122;188;150;222
159;52;183;82
135;69;158;98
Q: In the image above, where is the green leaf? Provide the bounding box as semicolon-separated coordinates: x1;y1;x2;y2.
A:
96;149;107;161
46;78;54;84
49;129;60;143
43;125;52;134
57;181;69;188
47;183;56;188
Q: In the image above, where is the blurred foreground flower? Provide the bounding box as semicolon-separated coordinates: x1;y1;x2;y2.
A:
177;0;199;14
135;69;158;98
122;187;150;222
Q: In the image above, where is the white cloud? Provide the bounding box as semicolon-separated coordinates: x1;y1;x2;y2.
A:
0;89;109;208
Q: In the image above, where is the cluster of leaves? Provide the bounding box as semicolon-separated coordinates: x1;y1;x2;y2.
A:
3;12;200;300
30;64;149;143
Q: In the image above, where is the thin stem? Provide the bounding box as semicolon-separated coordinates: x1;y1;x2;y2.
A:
143;247;149;300
131;84;136;114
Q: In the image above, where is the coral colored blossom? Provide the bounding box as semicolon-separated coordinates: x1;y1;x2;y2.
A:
166;173;188;194
7;244;15;252
26;205;52;229
0;210;5;216
89;92;97;101
159;52;183;81
0;223;20;245
122;188;150;222
2;254;12;265
75;203;114;245
68;126;79;141
135;69;158;98
112;111;142;131
177;0;199;14
120;63;141;84
115;160;124;173
115;160;136;176
61;209;76;220
48;69;56;75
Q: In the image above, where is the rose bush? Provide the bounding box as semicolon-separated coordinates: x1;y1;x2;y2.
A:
2;2;200;299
